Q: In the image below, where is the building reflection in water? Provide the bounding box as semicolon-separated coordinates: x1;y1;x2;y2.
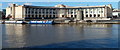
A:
2;24;118;48
2;24;26;48
0;24;2;49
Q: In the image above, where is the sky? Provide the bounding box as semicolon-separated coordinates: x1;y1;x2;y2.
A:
1;2;119;10
0;0;120;2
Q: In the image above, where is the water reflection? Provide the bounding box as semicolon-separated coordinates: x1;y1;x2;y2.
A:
2;24;119;48
0;24;2;49
2;24;26;48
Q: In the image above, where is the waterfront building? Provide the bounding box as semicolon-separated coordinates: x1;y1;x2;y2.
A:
6;4;113;21
112;9;120;18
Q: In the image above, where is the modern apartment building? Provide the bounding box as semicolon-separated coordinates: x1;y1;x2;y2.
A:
6;4;113;20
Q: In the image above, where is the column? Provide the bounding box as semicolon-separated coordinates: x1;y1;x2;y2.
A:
92;9;94;17
96;8;98;17
76;10;82;20
103;8;105;17
73;9;75;18
45;9;46;17
100;8;102;17
23;8;26;18
84;9;86;17
37;9;39;18
88;9;90;17
69;9;71;17
104;6;107;17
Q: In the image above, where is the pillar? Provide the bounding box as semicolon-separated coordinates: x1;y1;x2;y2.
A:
51;9;53;17
73;9;75;18
83;9;86;17
100;8;102;17
44;9;46;17
103;8;105;17
104;6;107;17
12;4;15;19
96;8;98;17
88;9;90;17
37;9;39;18
92;9;94;17
76;10;82;20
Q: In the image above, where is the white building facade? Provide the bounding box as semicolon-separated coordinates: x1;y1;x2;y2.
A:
112;9;120;18
6;4;113;20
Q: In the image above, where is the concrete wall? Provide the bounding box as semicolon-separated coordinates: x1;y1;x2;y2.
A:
15;6;23;19
6;7;11;17
106;4;113;18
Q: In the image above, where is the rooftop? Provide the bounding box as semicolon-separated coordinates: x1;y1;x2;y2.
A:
8;4;112;9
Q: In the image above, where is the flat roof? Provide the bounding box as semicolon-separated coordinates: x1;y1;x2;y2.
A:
23;5;106;9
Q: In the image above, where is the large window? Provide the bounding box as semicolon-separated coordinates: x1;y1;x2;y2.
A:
98;14;100;17
86;11;88;13
90;14;92;17
94;14;96;17
53;15;55;17
86;15;88;17
75;15;77;18
101;11;103;13
71;15;73;17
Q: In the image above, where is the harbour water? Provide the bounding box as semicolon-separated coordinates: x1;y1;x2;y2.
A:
2;24;119;48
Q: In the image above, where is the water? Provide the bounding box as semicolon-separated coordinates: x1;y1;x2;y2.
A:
2;24;119;48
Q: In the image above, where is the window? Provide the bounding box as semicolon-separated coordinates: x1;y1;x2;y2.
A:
42;12;44;14
86;11;88;13
71;12;73;14
86;15;88;17
53;15;55;17
62;15;64;17
53;12;56;14
39;15;41;17
90;11;92;13
99;11;100;13
42;15;44;17
90;14;92;17
75;15;77;18
101;11;103;13
32;15;34;18
50;15;51;17
46;15;48;17
39;12;41;13
71;15;73;18
94;14;96;17
98;14;100;17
